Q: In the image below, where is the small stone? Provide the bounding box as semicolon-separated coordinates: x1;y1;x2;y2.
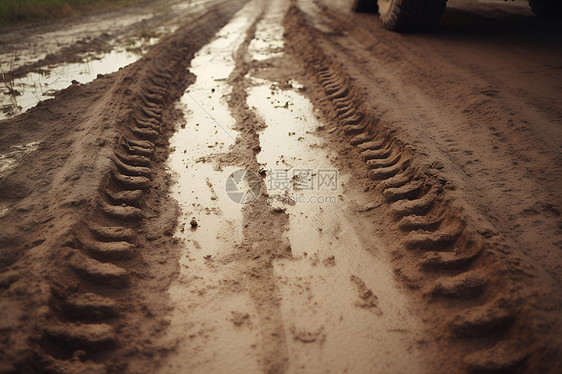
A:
230;311;250;326
430;160;444;170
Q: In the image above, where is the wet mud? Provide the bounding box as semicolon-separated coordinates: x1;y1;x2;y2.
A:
0;0;561;373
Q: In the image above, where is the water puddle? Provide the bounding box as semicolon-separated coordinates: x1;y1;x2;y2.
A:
248;6;285;61
0;13;152;72
0;0;230;120
173;0;216;13
159;3;263;373
0;47;154;120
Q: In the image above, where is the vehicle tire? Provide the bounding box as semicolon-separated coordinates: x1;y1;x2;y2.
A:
378;0;447;32
529;0;562;18
352;0;379;13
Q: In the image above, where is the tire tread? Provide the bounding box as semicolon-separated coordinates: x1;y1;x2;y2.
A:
381;0;447;32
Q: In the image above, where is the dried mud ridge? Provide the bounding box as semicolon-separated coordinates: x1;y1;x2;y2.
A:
0;1;246;373
283;4;551;374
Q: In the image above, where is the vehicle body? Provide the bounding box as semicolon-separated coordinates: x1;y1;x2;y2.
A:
352;0;562;32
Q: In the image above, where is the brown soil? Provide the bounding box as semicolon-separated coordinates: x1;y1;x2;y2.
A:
1;0;561;373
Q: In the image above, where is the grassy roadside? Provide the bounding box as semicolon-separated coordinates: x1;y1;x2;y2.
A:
0;0;145;27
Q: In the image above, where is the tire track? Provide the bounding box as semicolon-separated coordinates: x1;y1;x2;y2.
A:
34;51;179;374
0;1;249;372
283;3;533;373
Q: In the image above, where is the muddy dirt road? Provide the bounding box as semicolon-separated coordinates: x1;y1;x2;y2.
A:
1;0;561;373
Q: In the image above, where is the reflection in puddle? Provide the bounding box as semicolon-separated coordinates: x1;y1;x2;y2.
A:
248;9;284;61
172;0;213;12
0;48;152;120
0;0;228;121
249;79;339;207
0;13;152;72
160;0;427;371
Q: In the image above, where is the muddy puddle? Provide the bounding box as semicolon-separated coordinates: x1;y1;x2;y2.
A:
0;46;156;120
173;0;216;13
0;0;214;120
161;3;262;373
159;0;429;372
245;4;427;369
0;13;152;72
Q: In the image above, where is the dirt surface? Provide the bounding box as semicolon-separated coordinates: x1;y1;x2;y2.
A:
0;0;233;118
1;0;561;373
0;0;219;77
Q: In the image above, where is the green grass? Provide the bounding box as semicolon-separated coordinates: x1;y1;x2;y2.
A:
0;0;142;26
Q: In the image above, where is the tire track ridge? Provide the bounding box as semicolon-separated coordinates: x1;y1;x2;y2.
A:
218;2;292;372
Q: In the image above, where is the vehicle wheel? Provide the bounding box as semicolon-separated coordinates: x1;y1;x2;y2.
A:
352;0;379;13
378;0;447;32
529;0;562;18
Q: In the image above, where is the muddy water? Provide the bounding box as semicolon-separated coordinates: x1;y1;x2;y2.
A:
0;0;218;120
173;0;217;12
0;48;150;120
246;2;428;371
0;13;152;72
161;3;263;373
160;0;430;372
